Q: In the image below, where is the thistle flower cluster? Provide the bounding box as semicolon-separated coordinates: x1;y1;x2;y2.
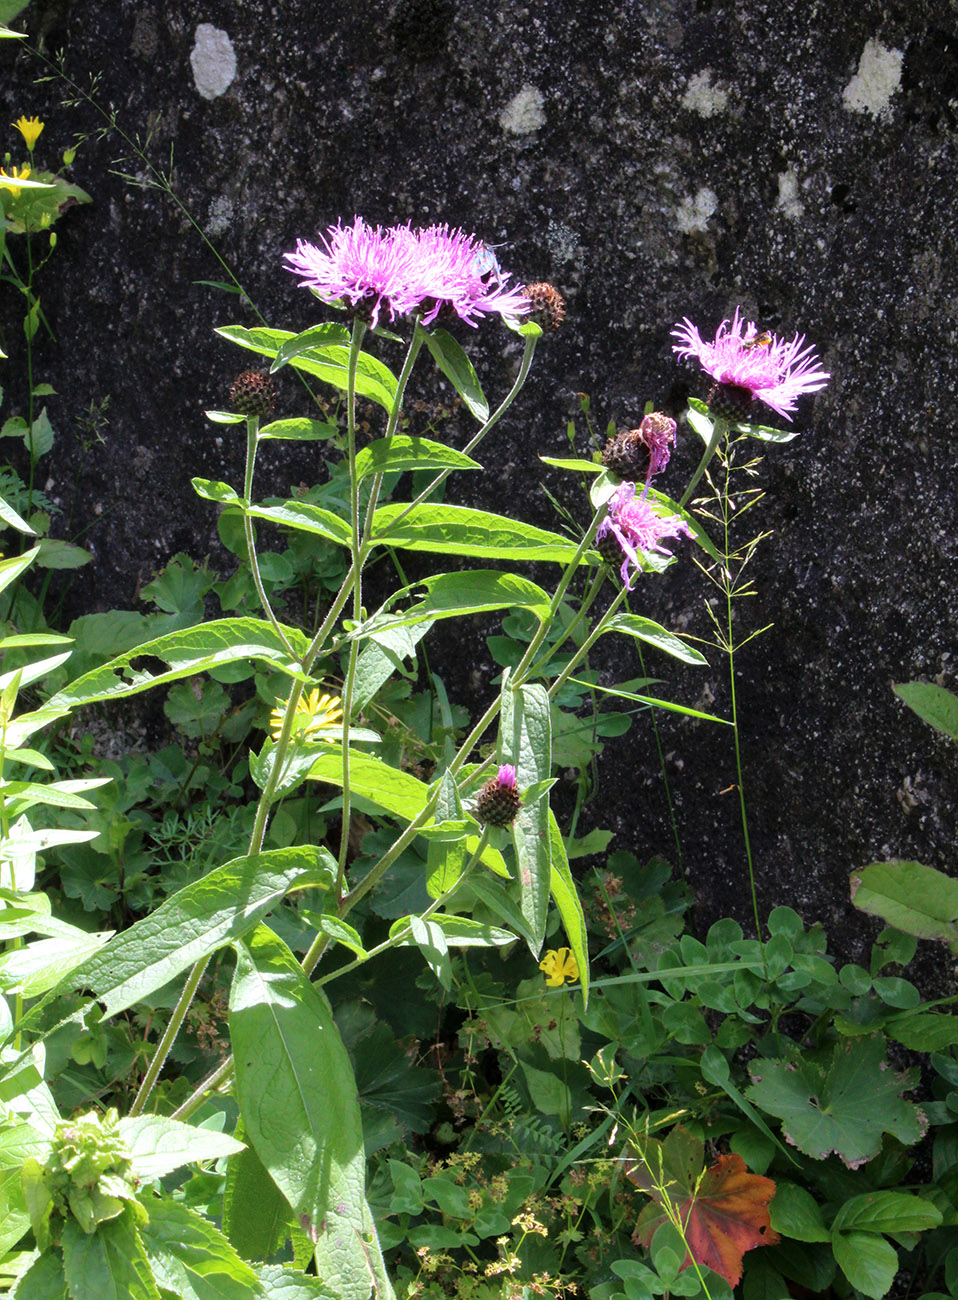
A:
595;483;692;591
671;308;829;422
284;217;531;329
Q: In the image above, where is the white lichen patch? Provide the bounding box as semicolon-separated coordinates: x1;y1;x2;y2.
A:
190;24;237;100
682;70;728;118
842;39;903;117
499;85;546;135
775;169;804;220
206;194;234;236
676;186;718;234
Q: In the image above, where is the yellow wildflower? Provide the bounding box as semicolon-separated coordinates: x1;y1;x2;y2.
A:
13;116;43;151
270;687;343;742
539;947;579;987
0;164;31;197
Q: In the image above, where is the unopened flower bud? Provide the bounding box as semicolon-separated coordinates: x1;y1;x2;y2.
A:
229;370;277;418
476;764;521;827
523;282;565;334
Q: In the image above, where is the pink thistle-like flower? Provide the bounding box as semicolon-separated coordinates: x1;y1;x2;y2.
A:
671;308;830;422
398;223;532;327
595;483;692;590
476;763;521;826
283;217;424;327
496;763;517;788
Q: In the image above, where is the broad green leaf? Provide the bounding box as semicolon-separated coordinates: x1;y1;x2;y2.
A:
831;1230;898;1299
307;751;508;878
0;931;109;998
352;620;431;713
140;1197;264;1300
885;1012;958;1052
0;777;108;816
268;323;352;369
893;681;958;743
119;1116;245;1181
601;613;707;665
850;861;958;951
6;1249;68;1299
745;1037;926;1167
738;420;800;444
354;435;480;482
360;571;551;636
547;808;589;1006
831;1190;941;1236
768;1182;829;1242
62;1212;160;1300
192;478;245;505
258;418;338;443
0;495;34;535
224;1122;292;1263
421;328;489;421
35;539;91;570
502;680;551;952
244;501;352;548
74;847;335;1018
370;503;583;564
465;873;536;947
255;1263;338;1300
389;914;515;947
215;325;397;411
48;619;312;709
0;547;39;596
229;927;395;1300
700;1046;796;1166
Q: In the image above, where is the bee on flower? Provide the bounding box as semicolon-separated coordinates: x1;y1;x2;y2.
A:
539;947;579;987
270;688;343;743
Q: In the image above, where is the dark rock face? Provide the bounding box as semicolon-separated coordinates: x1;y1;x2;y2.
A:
1;0;955;959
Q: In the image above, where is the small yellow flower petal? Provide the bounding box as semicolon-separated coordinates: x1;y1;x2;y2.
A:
13;116;43;151
269;686;343;742
0;164;31;197
539;947;579;987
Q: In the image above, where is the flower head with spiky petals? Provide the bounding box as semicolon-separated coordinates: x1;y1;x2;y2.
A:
283;217;424;328
13;116;43;151
595;482;692;590
398;223;531;327
671;308;829;422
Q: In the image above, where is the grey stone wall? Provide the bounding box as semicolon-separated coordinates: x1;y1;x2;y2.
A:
1;0;956;955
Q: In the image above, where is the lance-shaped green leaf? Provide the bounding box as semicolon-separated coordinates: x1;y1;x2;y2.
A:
62;1211;159;1300
502;681;551;952
48;619;312;709
601;613;707;665
564;675;730;724
354;434;481;482
547;809;589;1006
74;847;335;1018
217;325;397;411
539;456;603;474
893;680;958;743
119;1116;245;1181
352;620;432;713
140;1197;266;1300
0;546;40;595
258;418;339;443
8;1249;69;1299
229;927;395;1300
245;501;353;549
268;323;352;368
389;914;516;947
369;503;584;563
359;570;551;637
850;861;958;951
307;751;508;878
421;328;489;421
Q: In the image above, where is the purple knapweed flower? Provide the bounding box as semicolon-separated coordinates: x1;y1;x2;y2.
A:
595;482;692;590
283;217;424;327
671;308;830;422
475;763;521;826
397;223;531;327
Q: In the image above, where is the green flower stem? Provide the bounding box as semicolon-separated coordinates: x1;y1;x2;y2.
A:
547;580;631;702
360;319;425;536
170;1056;233;1122
336;318;367;889
129;953;211;1117
679;415;727;510
509;501;609;688
375;334;538;539
317;832;487;987
241;418;296;658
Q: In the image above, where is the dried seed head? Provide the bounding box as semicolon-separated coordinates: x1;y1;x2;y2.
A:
523;282;566;333
229;370;277;418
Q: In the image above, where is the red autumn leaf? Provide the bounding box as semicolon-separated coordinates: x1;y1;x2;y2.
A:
634;1152;780;1288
